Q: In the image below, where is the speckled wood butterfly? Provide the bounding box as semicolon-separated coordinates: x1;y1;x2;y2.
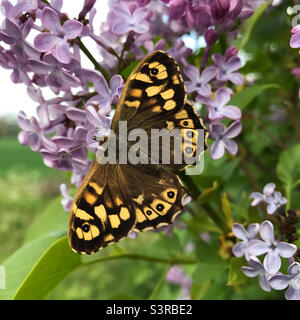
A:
68;51;208;254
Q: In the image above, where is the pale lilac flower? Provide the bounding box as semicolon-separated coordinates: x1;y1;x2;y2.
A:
60;183;73;212
250;183;287;215
242;256;273;292
247;221;297;274
232;223;259;260
167;40;192;66
28;53;80;92
41;126;89;172
212;53;244;85
168;1;211;28
197;88;241;120
265;192;287;215
86;72;124;112
0;0;38;20
17;105;57;153
128;231;137;239
85;105;111;152
34;7;83;63
292;67;300;78
166;266;192;300
269;262;300;300
144;39;166;54
112;5;151;35
209;121;242;159
184;65;218;97
0;18;39;62
0;49;31;84
250;183;275;206
79;0;96;19
290;25;300;51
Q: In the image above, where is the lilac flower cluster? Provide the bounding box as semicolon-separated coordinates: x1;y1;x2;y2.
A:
0;0;262;206
250;182;287;215
232;183;299;300
166;266;193;300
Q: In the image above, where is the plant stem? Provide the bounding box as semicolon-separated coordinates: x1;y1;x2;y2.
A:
82;252;197;267
148;264;171;300
77;38;110;82
178;173;230;234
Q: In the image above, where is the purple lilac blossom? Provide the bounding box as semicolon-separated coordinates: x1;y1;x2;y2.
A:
34;7;83;63
232;223;259;260
269;262;300;300
247;221;297;274
197;88;241;120
290;25;300;52
184;65;218;98
111;4;151;35
212;53;244;85
209;121;242;159
60;183;73;212
250;183;287;215
166;266;193;300
241;256;273;292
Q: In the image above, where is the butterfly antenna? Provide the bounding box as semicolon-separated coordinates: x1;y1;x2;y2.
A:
60;139;97;159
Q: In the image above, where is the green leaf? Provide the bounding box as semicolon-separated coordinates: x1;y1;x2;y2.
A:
237;0;271;50
227;257;248;286
121;61;139;79
248;205;261;224
108;293;141;300
13;236;82;300
221;192;233;228
221;157;240;181
276;144;300;209
24;197;67;243
229;84;279;111
192;239;227;283
190;281;211;300
0;234;60;300
197;180;218;204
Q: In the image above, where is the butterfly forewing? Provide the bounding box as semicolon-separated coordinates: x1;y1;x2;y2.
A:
111;51;186;131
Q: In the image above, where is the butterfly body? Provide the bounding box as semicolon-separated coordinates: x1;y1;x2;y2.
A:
68;51;208;254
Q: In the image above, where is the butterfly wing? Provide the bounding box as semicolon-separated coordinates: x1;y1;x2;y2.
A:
111;50;186;131
68;51;207;254
68;162;188;253
111;50;208;170
68;162;136;254
122;164;188;232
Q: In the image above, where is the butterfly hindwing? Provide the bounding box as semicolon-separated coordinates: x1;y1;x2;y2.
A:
122;164;188;232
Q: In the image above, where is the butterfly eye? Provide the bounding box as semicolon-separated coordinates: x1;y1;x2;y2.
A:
185;146;193;154
156;203;165;212
82;223;90;232
150;68;158;76
186;131;194;138
167;191;175;198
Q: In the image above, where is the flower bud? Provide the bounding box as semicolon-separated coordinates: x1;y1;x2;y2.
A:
204;28;218;46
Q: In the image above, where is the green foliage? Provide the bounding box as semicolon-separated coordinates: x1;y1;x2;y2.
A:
277;144;300;208
236;0;271;50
